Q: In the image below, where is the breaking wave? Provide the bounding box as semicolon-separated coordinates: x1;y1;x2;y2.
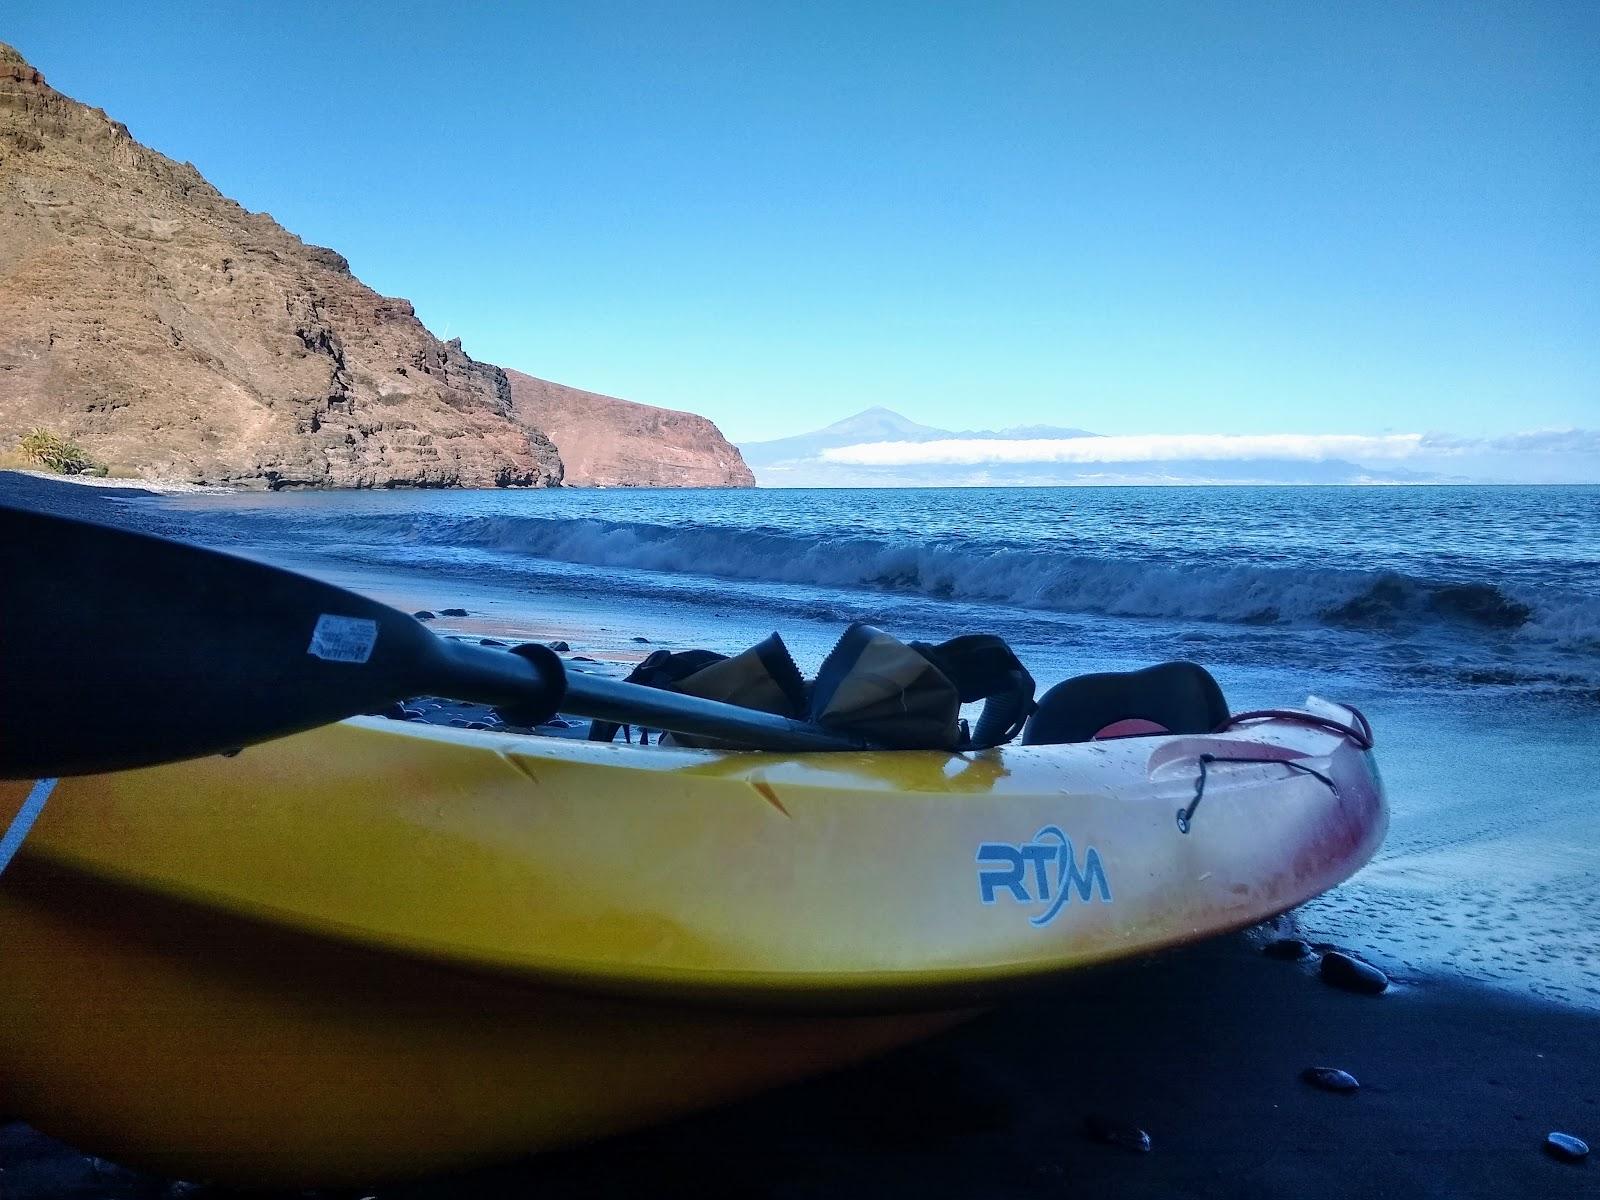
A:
306;513;1600;653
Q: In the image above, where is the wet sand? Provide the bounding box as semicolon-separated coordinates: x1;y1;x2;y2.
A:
1;471;1594;1196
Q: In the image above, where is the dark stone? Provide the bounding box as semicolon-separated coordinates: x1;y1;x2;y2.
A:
631;635;651;643
1545;1132;1589;1163
547;640;571;652
1320;951;1388;995
571;655;600;663
1083;1114;1151;1153
440;607;469;617
413;610;437;620
1264;937;1313;961
1301;1066;1360;1093
479;637;508;647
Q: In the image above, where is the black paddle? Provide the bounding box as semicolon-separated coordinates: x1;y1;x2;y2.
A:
0;505;865;779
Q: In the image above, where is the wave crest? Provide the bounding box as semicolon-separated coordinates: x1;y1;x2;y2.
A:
310;513;1600;650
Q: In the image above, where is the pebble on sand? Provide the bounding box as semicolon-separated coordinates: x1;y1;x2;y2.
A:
440;607;470;617
1264;937;1314;961
1301;1067;1360;1093
1083;1115;1151;1153
413;610;437;620
546;640;572;652
1320;951;1389;995
479;638;508;647
631;635;652;643
1545;1132;1589;1163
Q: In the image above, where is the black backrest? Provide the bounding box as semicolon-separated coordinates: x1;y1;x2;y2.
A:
1021;661;1229;746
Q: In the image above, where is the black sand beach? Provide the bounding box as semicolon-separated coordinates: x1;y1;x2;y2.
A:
2;930;1593;1199
1;472;1594;1197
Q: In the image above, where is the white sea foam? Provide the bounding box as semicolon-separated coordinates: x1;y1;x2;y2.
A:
327;514;1600;654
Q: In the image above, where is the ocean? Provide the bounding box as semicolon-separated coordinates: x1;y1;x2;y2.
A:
147;484;1600;1006
159;484;1600;693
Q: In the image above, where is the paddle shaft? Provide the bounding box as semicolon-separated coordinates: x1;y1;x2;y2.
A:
564;670;868;752
435;640;867;752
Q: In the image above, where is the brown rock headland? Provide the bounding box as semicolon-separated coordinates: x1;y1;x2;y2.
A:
505;370;754;488
0;42;749;490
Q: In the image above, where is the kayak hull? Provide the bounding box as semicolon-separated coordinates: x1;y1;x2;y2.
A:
0;857;960;1185
0;701;1385;1184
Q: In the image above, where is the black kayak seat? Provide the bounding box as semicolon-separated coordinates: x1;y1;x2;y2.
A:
1021;661;1229;746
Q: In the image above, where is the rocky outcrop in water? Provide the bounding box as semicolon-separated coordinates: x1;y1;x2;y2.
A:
0;42;557;488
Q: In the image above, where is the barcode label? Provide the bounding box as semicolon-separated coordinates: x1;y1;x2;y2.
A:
307;614;379;664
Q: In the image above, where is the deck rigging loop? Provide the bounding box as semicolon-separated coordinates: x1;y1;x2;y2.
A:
1177;705;1374;835
1215;706;1375;750
1177;753;1341;835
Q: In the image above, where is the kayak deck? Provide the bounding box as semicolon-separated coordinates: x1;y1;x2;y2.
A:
3;699;1385;1007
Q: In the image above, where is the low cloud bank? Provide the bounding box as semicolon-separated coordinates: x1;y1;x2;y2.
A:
822;430;1599;467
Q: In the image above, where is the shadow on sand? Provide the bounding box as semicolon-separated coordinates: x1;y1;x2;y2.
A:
4;925;1594;1200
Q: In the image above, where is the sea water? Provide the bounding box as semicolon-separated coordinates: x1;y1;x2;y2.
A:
154;484;1600;1005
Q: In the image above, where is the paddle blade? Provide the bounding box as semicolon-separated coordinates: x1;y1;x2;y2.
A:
0;505;441;777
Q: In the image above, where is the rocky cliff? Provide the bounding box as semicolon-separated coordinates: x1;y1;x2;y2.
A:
506;370;754;488
0;42;562;488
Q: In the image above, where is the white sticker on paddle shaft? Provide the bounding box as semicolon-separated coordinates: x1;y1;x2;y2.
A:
307;614;379;664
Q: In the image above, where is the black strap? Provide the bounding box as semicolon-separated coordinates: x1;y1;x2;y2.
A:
914;634;1037;750
584;649;729;742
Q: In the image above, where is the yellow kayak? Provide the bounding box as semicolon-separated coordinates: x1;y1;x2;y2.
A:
0;701;1384;1186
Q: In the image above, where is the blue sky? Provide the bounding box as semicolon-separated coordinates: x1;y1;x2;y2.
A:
6;2;1596;445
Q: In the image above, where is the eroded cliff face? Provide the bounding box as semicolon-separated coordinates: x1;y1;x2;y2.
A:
505;370;754;488
0;43;562;488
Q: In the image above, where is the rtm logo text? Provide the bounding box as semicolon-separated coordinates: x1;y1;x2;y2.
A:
976;825;1112;927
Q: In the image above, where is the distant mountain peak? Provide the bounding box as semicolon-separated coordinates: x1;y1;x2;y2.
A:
816;407;949;439
737;407;956;469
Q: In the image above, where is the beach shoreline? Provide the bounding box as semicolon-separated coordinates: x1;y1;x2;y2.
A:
0;468;231;495
3;927;1593;1198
